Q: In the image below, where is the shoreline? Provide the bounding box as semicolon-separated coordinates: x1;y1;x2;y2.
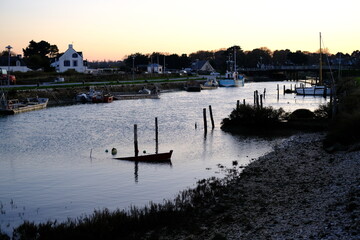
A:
192;133;360;239
2;133;359;239
158;133;359;239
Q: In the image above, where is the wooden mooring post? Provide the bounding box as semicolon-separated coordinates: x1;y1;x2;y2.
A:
134;124;139;157
260;94;263;108
155;117;159;154
209;105;215;129
277;84;279;100
203;108;207;132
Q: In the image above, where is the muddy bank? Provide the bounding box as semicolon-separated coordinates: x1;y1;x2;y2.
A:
159;133;360;239
5;81;186;106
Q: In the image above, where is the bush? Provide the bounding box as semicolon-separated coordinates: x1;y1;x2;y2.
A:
221;104;285;127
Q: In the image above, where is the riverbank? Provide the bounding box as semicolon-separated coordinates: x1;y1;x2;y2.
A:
4;81;187;106
7;132;359;239
158;133;360;239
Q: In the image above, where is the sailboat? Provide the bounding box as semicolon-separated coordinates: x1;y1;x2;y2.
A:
295;33;332;96
218;47;245;87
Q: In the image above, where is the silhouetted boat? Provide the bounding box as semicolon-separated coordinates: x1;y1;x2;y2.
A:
114;150;173;162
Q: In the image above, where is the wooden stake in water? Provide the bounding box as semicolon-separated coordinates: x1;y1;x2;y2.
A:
209;105;215;129
203;108;207;132
134;124;139;157
155;117;159;154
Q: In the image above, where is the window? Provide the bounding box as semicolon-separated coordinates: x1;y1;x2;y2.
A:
72;53;78;58
64;60;70;67
73;60;78;67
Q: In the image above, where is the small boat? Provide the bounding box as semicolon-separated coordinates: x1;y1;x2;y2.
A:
76;87;113;103
295;85;331;96
295;33;332;96
200;78;218;90
0;93;48;115
114;86;160;100
184;81;201;92
114;120;173;163
114;150;173;162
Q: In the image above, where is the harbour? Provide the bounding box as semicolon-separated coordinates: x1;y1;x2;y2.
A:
0;81;328;234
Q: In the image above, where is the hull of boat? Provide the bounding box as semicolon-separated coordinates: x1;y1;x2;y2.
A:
114;150;173;162
295;86;331;96
114;93;160;100
218;79;243;87
0;98;48;115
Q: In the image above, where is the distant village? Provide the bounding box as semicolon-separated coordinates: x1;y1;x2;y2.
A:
1;41;360;77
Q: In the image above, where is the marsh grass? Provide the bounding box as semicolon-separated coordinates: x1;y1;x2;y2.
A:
7;168;241;240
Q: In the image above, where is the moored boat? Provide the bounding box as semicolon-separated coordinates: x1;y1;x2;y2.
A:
218;72;245;87
295;33;332;96
114;86;160;100
295;85;331;96
200;78;219;90
217;47;245;87
0;93;48;115
76;87;113;103
114;150;173;162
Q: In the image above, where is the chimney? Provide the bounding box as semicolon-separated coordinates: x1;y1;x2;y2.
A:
69;44;73;49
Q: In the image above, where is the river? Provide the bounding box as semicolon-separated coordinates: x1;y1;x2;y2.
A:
0;81;328;234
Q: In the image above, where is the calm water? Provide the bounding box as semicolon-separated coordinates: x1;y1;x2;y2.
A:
0;81;328;233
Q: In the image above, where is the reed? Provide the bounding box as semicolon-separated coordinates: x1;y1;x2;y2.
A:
8;167;241;240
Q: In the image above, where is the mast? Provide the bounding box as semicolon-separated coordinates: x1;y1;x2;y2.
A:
234;46;237;73
319;32;323;85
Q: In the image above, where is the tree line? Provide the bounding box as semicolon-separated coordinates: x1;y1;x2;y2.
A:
2;40;360;73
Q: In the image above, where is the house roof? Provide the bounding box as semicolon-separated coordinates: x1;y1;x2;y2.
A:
191;60;209;70
0;56;27;67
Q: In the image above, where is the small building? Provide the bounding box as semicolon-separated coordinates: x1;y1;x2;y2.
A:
191;60;214;73
0;55;31;72
147;63;163;74
51;44;87;73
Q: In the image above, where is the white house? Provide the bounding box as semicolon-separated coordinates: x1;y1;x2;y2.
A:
51;44;87;73
147;63;163;74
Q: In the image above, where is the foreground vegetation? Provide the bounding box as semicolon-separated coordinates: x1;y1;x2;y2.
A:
0;168;239;240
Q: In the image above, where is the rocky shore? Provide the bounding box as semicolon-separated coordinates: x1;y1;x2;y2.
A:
165;133;360;239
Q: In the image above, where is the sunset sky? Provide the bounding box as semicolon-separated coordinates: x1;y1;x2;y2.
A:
1;0;359;61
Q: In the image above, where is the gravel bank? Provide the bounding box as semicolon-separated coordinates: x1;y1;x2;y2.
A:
171;133;360;239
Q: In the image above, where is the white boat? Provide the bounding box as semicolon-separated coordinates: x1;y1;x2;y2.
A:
218;47;245;87
295;85;331;96
218;72;245;87
76;87;113;103
200;78;219;90
295;33;332;96
0;93;48;115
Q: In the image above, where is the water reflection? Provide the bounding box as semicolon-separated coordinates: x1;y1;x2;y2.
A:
0;81;328;233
